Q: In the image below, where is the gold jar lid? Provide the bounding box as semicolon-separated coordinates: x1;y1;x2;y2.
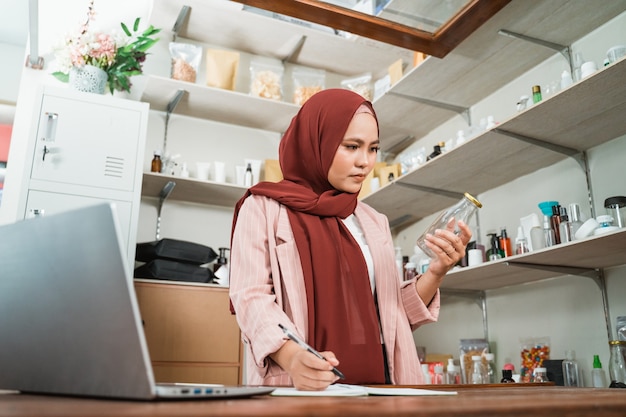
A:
464;192;483;208
532;85;541;93
609;340;626;345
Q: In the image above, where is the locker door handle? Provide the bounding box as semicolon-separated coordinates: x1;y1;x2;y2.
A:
42;145;50;161
42;112;58;143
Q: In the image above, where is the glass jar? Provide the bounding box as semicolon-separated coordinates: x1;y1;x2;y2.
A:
608;340;626;386
416;192;482;259
533;367;549;383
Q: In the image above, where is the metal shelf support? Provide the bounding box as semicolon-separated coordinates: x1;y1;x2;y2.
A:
506;262;613;341
388;91;472;126
441;289;489;341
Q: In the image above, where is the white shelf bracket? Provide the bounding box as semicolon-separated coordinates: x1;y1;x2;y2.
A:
388;91;471;126
172;5;191;42
441;289;489;342
505;262;612;341
498;29;574;76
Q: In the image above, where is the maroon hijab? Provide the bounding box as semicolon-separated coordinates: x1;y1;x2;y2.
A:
232;89;386;384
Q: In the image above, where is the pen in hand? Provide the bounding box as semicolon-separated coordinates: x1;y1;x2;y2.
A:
278;324;345;379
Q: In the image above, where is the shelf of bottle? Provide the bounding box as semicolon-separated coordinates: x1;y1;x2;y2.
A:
363;57;626;228
440;228;626;291
141;172;246;208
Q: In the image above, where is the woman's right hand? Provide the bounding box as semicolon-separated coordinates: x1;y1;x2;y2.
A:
271;340;340;390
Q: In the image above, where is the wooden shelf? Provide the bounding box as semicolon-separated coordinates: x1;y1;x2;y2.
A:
363;58;626;228
141;76;300;133
375;0;626;151
141;172;246;207
442;228;626;291
148;0;413;78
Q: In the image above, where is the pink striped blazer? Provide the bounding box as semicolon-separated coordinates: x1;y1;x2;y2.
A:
229;194;440;385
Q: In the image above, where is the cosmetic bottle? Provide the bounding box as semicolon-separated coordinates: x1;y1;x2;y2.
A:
471;355;484;384
416;193;482;258
562;349;581;387
426;144;442;161
608;340;626;386
486;233;503;261
568;203;584;238
432;365;444;385
559;206;572;243
532;85;542;104
446;359;461;384
533;367;549;383
551;205;562;244
485;353;497;384
543;215;556;247
592;355;607;387
213;247;230;273
244;163;253;186
515;226;529;254
499;228;513;257
404;262;417;281
151;150;162;173
501;369;515;383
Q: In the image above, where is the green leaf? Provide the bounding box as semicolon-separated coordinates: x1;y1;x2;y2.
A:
52;71;69;83
120;21;131;37
133;17;140;32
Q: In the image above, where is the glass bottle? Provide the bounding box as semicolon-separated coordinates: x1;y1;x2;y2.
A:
608;340;626;386
515;225;530;255
499;228;512;257
543;215;556;247
562;349;581;387
532;85;542;104
484;353;497;384
559;206;572;243
416;193;482;259
446;358;461;384
404;262;417;281
568;203;584;239
432;365;444;385
501;369;515;383
471;355;484;384
591;354;607;387
533;367;549;383
151;150;162;173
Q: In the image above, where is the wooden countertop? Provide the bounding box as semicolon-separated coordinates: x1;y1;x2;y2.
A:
1;386;625;416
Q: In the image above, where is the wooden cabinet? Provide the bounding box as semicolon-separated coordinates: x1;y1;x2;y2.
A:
134;280;243;385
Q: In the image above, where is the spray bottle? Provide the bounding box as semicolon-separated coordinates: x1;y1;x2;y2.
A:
486;233;502;261
213;247;230;273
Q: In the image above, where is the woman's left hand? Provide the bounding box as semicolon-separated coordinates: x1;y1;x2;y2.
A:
422;219;472;278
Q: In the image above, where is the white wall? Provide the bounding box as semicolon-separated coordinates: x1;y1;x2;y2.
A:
397;12;626;385
2;0;624;386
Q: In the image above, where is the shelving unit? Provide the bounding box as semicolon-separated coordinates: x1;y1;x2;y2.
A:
364;57;626;228
139;1;626;340
142;172;247;207
443;228;626;291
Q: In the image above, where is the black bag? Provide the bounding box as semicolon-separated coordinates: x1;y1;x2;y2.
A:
135;238;218;265
134;259;215;283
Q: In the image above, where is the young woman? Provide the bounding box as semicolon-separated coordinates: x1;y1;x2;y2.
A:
229;89;471;390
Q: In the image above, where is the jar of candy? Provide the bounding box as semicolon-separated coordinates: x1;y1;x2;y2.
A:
520;337;550;383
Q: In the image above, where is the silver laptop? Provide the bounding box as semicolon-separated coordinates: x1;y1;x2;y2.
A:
0;203;273;400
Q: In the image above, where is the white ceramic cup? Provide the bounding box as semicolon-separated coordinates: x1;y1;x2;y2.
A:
580;61;597;79
213;161;226;183
195;162;211;180
467;249;484;267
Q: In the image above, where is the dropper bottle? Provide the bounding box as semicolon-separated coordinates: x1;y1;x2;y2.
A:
487;233;502;261
515;226;529;255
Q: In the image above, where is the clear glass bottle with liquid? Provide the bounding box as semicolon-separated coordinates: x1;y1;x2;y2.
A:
446;358;461;384
416;193;482;259
404;262;417;281
562;349;581;387
471;355;484;384
484;353;497;384
608;340;626;386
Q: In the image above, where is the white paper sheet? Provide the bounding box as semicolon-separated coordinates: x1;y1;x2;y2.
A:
271;383;457;397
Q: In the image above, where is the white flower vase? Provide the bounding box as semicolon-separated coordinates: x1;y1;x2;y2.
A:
69;65;108;94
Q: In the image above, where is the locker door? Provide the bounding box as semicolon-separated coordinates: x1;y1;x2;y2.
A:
30;94;143;192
